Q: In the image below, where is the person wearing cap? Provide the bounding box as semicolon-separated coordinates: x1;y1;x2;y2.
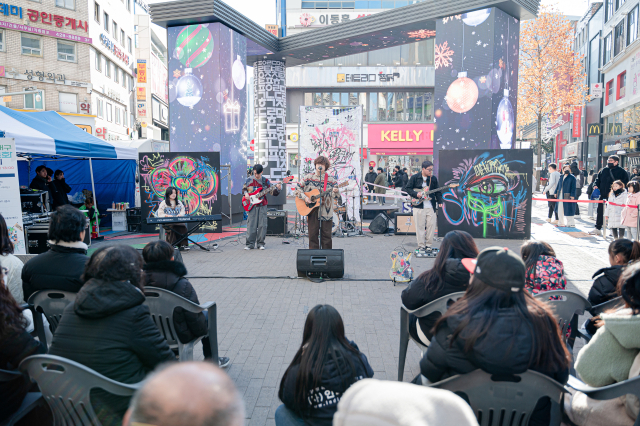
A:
420;246;571;425
402;160;443;254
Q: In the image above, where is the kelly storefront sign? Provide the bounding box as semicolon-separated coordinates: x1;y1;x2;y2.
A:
0;139;25;254
368;123;435;155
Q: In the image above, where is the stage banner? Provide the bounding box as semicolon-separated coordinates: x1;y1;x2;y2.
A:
0;139;25;254
299;106;363;222
138;152;221;234
437;149;533;239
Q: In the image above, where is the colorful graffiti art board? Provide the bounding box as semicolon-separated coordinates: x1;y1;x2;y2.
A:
437;149;532;239
139;152;221;233
299;106;363;222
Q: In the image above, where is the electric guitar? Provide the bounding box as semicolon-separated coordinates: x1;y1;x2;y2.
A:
410;183;459;206
242;176;294;212
295;181;349;216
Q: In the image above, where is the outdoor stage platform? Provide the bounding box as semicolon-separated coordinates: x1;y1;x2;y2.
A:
362;203;400;220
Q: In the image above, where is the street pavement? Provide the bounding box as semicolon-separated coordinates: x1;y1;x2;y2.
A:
178;195;611;426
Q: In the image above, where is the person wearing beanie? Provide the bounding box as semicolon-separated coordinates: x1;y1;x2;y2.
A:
420;246;571;426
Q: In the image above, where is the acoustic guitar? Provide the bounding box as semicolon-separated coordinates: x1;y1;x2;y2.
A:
295;181;349;216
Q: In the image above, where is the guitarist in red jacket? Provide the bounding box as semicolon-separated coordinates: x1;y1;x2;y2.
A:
243;164;281;250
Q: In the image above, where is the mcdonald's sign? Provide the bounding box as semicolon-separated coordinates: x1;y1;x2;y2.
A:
608;123;623;136
588;123;601;136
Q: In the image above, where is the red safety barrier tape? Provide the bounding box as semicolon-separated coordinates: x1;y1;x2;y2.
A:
533;198;639;208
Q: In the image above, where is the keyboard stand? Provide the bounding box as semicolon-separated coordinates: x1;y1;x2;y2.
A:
166;221;213;252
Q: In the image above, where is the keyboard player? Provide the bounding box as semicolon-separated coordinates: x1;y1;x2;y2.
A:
157;186;189;250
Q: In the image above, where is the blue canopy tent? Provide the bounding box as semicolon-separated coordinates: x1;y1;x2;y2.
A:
0;106;137;230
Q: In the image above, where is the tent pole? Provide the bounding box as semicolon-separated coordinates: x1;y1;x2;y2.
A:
89;158;100;238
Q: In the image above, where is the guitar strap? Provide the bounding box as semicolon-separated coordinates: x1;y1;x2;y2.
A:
323;173;328;192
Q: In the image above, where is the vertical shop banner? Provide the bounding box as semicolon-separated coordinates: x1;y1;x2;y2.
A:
137;87;146;100
137;60;147;83
572;107;582;138
0;139;25;254
437;149;533;239
150;53;169;103
299;106;363;222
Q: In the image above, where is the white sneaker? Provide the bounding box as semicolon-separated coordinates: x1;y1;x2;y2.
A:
259;246;265;250
545;218;551;223
551;220;559;225
244;246;251;250
588;229;602;236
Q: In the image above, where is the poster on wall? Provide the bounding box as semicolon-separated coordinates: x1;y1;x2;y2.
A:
437;149;533;239
433;8;520;172
167;23;248;216
138;151;221;234
0;139;25;254
299;106;363;222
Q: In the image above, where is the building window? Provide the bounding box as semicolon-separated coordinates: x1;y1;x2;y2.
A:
94;2;100;22
105;60;111;78
127;0;131;11
629;6;639;45
122;71;126;88
24;89;44;110
127;37;132;53
123;109;128;126
55;0;74;10
120;29;125;45
113;22;118;39
57;40;76;62
97;98;104;117
21;34;42;56
114;67;119;84
134;25;139;48
617;0;626;10
115;107;121;124
0;30;4;52
58;92;77;113
95;51;102;71
604;32;612;64
607;0;614;21
106;103;112;121
618;71;627;99
606;79;614;105
614;21;625;56
104;12;109;32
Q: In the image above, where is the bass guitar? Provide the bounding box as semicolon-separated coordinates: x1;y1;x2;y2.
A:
410;183;459;206
242;176;294;212
295;181;349;216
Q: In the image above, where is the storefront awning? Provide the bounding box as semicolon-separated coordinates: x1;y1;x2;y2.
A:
367;123;435;157
370;148;433;156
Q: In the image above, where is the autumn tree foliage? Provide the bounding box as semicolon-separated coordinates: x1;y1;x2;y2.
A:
517;6;588;165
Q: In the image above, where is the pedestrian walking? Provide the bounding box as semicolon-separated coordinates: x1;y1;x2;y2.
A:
605;180;627;239
571;162;584;216
590;155;629;236
554;164;576;227
364;167;377;202
622;181;640;241
544;163;561;224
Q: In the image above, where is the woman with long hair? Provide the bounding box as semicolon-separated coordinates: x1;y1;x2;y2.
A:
521;241;567;295
0;214;24;303
49;245;174;426
276;305;374;426
421;247;571;426
589;239;640;306
401;230;478;345
0;274;46;422
157;186;188;250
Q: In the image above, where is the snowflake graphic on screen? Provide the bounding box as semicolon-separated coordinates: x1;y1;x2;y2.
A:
434;41;454;69
442;14;461;24
407;29;436;39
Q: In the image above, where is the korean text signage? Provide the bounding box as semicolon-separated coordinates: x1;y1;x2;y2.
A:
572;107;582;138
591;83;602;99
137;87;146;100
587;123;601;136
265;24;278;36
137;60;147;83
368;123;435;155
0;20;91;44
0;4;91;43
137;102;147;118
338;72;400;83
296;11;375;28
100;34;129;65
0;139;25;254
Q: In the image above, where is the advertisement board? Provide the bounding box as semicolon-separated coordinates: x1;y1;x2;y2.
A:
367;123;434;155
150;52;168;103
0;139;25;254
137;60;147;83
137;87;146;100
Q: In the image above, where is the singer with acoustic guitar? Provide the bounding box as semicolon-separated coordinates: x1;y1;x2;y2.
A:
295;156;340;249
243;164;281;250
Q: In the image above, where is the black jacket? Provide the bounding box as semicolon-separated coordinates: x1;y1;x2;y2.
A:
401;259;470;340
29;175;48;192
49;278;174;426
594;165;629;200
403;173;443;209
588;265;624;306
0;328;46;422
22;243;88;302
281;341;374;426
51;179;71;209
364;171;377;187
143;260;207;343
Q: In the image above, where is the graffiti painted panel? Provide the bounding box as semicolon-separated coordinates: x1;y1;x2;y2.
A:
139;152;221;233
437;149;532;239
299;106;363;221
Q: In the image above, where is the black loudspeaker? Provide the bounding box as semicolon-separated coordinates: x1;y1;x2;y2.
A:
297;249;344;278
369;212;392;234
394;212;416;235
267;210;287;236
26;225;50;254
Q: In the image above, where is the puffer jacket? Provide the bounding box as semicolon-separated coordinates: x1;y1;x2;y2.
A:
401;259;470;340
280;341;374;426
589;265;624;306
622;192;640;228
143;260;207;343
525;255;567;295
606;190;628;229
49;278;174;426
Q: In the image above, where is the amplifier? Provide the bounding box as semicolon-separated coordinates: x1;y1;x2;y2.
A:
21;192;49;214
297;249;344;278
394;212;416;235
26;225;49;254
267;210;287;236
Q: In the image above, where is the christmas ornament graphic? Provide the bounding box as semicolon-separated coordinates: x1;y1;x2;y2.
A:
175;25;213;68
462;9;491;27
446;72;479;113
232;55;246;90
176;68;203;108
497;89;514;148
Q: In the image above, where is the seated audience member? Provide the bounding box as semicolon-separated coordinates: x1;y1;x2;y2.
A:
0;276;46;422
521;241;567;295
565;261;640;426
49;245;175;426
123;362;244;426
0;214;24;303
589;239;640;306
21;205;88;301
276;304;374;426
421;247;571;426
401;230;478;345
142;240;230;368
333;379;477;426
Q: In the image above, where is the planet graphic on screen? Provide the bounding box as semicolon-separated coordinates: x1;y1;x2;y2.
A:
232;55;246;90
462;9;491;27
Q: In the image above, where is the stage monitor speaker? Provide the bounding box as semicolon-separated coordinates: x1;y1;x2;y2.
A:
297;249;344;278
266;210;287;236
369;212;392;234
394;212;416;235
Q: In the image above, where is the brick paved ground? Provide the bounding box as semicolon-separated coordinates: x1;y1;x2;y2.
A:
172;196;610;426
